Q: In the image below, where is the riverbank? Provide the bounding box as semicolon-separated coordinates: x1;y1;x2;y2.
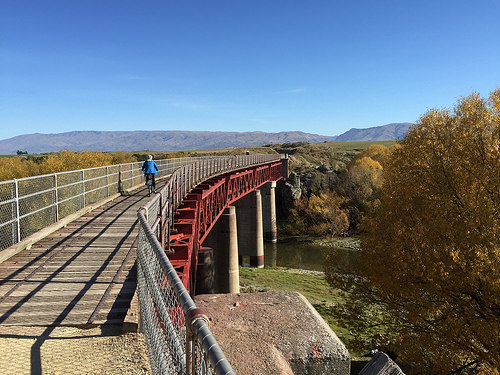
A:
312;237;360;250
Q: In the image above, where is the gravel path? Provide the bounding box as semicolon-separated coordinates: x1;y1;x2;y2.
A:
0;326;151;375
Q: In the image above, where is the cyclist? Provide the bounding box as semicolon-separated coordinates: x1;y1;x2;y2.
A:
141;155;159;193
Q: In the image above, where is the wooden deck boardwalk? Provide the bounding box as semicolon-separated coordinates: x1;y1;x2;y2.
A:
0;188;149;328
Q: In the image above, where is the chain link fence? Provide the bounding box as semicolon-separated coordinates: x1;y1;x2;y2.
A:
0;157;210;251
137;155;282;375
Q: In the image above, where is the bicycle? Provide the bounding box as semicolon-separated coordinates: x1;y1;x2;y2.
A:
145;173;155;196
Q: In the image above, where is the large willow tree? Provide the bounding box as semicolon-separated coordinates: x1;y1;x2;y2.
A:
326;89;500;374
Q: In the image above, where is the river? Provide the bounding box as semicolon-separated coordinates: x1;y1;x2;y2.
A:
244;238;358;272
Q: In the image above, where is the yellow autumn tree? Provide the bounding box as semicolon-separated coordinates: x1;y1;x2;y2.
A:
0;157;40;180
0;150;139;181
39;150;114;174
110;151;137;164
335;145;395;231
350;143;394;167
326;89;500;374
286;191;349;237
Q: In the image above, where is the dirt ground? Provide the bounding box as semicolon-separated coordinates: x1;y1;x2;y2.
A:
195;291;351;375
0;325;151;375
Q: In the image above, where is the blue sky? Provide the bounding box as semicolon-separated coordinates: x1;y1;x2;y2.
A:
1;0;499;140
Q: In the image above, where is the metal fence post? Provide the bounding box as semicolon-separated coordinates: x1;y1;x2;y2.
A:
13;179;21;244
54;173;59;222
118;165;122;194
81;170;85;209
105;166;109;197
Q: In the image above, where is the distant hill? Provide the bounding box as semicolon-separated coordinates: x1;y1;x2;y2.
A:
0;123;414;154
0;131;337;154
335;123;413;142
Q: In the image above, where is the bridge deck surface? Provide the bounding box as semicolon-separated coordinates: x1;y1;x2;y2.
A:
0;188;154;374
0;189;148;327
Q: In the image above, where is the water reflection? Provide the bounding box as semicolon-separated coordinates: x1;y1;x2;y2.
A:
260;239;357;272
238;239;357;271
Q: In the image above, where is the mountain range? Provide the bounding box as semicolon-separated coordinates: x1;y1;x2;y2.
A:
0;123;414;154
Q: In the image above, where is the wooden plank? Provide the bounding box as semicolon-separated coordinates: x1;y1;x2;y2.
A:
0;189;145;327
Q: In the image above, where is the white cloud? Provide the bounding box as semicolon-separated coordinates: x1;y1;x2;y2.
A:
123;75;147;80
282;88;306;94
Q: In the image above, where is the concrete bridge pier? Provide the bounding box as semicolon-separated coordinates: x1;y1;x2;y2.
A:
202;206;240;294
262;181;277;243
195;247;215;295
268;242;278;267
235;190;264;268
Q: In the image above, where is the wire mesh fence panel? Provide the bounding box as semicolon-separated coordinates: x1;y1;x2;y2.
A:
157;160;167;178
137;230;187;374
84;168;108;206
192;340;214;375
0;182;14;226
0;222;16;250
107;165;120;194
17;175;54;198
120;167;132;191
148;199;161;235
0;181;14;204
83;168;106;193
18;188;56;240
58;196;82;220
19;205;54;240
132;162;144;187
0;181;16;249
57;170;81;189
85;186;107;206
18;189;54;219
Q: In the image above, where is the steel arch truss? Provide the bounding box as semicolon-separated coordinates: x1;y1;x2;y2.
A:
168;161;284;291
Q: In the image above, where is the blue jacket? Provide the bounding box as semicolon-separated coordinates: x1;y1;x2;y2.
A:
142;160;159;174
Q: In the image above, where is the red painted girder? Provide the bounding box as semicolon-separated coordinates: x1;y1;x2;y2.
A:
169;161;284;292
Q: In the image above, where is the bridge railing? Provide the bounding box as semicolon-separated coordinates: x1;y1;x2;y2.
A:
0;157;210;251
137;154;281;375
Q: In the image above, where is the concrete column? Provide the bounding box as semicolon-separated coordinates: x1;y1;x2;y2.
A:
235;190;264;268
219;206;240;293
262;181;277;243
202;206;240;294
195;247;215;295
267;242;278;267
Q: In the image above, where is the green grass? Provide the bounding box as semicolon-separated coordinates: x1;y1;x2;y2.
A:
323;140;398;152
240;266;338;303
